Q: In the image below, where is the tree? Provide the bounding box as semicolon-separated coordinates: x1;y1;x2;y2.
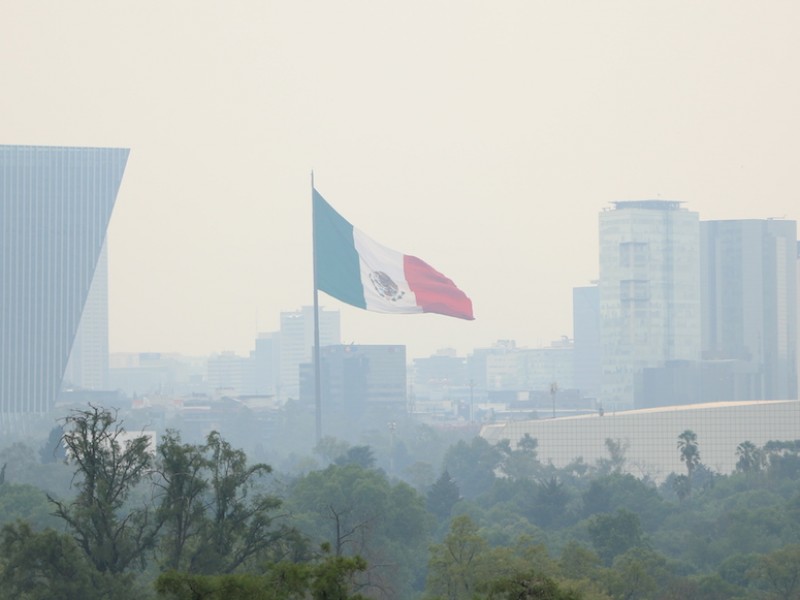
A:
603;547;670;600
426;514;489;599
156;430;209;571
427;469;461;521
289;463;431;598
0;521;135;600
480;571;584;600
314;436;351;465
587;509;643;566
500;435;541;481
334;446;375;469
596;438;627;475
158;430;291;574
749;544;800;600
39;425;66;464
48;406;161;574
531;476;570;529
735;441;766;475
154;545;368;600
0;483;60;530
442;437;502;499
677;430;701;496
671;474;691;502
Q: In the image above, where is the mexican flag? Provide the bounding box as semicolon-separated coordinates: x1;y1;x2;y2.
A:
313;188;474;320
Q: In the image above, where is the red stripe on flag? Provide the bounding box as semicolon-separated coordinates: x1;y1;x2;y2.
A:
403;255;474;320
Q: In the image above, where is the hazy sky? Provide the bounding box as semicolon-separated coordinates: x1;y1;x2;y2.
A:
4;2;800;360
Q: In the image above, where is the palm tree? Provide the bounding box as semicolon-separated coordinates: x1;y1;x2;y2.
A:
735;440;765;474
677;430;700;481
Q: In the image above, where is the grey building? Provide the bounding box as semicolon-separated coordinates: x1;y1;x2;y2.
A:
599;200;701;409
279;306;340;401
1;145;128;423
300;344;407;420
700;219;797;400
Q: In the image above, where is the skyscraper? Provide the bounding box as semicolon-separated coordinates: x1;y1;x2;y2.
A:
278;306;340;401
0;145;129;424
599;200;700;409
63;240;110;391
701;219;797;399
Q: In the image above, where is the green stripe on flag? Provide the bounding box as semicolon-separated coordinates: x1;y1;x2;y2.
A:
313;189;366;309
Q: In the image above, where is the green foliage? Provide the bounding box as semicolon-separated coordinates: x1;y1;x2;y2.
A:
748;543;800;599
480;571;584;600
595;438;627;475
442;437;502;499
157;430;292;574
0;521;138;600
735;440;766;474
288;463;432;598
587;509;643;566
427;515;575;600
39;425;66;464
581;474;665;529
157;429;209;571
49;405;160;574
677;430;701;482
499;435;542;481
427;469;461;521
426;515;491;599
333;445;375;469
531;476;570;529
0;483;60;530
154;548;368;600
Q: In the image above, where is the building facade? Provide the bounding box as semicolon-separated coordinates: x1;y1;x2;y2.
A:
300;344;407;421
0;145;128;424
278;306;340;401
700;219;797;400
63;241;110;391
599;200;701;409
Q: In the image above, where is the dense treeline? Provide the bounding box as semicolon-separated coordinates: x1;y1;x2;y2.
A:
1;407;800;599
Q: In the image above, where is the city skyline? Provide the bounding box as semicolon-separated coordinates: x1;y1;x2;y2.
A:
3;3;800;361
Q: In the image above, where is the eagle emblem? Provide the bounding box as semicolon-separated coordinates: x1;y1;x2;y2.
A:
369;271;405;302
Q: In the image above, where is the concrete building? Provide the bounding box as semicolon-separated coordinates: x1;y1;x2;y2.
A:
700;219;797;400
249;332;280;396
599;200;701;409
0;145;128;425
279;306;340;401
481;400;800;482
207;351;250;395
300;344;407;420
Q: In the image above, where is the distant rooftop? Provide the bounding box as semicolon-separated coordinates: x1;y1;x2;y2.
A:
611;200;684;211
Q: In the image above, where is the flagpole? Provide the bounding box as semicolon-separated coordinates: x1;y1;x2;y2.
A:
311;170;323;444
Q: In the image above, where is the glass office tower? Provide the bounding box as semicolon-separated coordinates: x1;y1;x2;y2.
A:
0;145;129;424
599;200;701;409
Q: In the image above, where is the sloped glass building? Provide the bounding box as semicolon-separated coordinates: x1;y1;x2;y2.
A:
0;145;129;426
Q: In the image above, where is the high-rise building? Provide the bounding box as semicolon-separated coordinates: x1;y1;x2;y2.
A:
63;240;110;390
279;306;340;401
300;344;406;420
0;145;129;424
599;200;700;409
701;219;797;400
249;332;280;396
